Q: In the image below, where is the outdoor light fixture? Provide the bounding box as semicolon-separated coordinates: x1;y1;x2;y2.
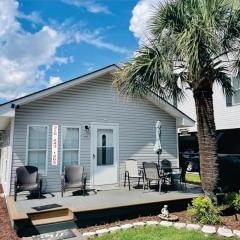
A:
84;125;90;133
11;104;20;109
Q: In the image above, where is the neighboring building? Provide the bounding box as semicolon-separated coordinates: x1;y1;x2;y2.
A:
178;75;240;159
0;64;194;196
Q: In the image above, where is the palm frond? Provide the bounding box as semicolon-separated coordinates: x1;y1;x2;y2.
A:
114;0;240;103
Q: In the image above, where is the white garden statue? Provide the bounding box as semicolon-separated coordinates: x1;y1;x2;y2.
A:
161;205;169;218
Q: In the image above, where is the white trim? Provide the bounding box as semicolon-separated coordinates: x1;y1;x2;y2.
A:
90;122;119;187
60;125;81;173
25;125;49;176
5;118;14;196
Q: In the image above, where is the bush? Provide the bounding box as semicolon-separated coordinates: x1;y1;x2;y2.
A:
187;196;222;224
225;192;240;212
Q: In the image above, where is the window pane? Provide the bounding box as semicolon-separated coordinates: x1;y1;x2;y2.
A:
97;147;114;166
97;129;114;166
29;138;46;149
28;126;47;174
29;126;47;149
63;128;79;149
97;129;113;147
28;150;46;173
29;126;47;139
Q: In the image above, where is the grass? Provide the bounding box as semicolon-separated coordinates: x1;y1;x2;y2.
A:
185;172;201;185
93;226;237;240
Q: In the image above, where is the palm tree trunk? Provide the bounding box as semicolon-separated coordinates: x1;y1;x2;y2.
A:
193;88;218;196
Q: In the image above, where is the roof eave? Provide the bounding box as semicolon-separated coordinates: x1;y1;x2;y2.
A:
146;93;195;128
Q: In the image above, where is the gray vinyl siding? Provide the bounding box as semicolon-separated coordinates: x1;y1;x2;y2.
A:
10;73;177;194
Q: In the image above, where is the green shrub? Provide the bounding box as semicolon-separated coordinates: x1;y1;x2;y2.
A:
225;192;240;212
187;196;222;225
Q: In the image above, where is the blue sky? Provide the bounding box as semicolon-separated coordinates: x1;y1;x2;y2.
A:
0;0;157;103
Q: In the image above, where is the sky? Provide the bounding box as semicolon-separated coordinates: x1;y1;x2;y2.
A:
0;0;159;103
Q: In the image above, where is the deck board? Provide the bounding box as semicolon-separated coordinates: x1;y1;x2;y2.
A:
7;184;202;218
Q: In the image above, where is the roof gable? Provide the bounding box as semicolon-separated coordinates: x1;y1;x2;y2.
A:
0;64;194;127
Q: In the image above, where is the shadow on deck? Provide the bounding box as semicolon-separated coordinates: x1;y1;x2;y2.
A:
6;184;202;237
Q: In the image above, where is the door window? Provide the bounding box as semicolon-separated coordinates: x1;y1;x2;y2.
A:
97;129;114;166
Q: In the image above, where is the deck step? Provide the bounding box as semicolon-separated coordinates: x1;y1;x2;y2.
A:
27;208;74;225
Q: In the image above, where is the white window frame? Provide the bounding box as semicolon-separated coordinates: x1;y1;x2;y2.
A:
232;76;240;106
61;126;81;173
26;125;49;176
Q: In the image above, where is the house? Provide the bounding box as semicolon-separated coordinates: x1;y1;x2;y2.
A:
0;64;194;196
177;76;240;157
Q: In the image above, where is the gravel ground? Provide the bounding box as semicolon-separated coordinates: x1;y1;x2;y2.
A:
0;184;19;240
79;210;240;233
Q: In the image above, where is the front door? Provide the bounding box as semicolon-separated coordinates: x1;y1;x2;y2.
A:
91;123;119;186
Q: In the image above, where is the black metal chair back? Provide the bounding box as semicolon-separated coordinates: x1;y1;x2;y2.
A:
64;165;84;184
161;159;172;173
16;166;38;185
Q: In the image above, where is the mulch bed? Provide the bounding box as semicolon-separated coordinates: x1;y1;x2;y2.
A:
79;210;240;233
0;184;19;240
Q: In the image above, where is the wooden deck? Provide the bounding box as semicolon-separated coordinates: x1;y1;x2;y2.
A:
6;184;202;237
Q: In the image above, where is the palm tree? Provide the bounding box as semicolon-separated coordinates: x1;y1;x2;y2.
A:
114;0;240;196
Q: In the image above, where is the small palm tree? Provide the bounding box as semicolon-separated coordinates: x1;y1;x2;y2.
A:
114;0;240;196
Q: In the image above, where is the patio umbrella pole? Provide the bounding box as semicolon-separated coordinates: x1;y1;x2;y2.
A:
158;152;160;167
154;121;162;167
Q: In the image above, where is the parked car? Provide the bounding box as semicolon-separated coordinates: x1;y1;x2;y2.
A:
179;150;200;172
218;154;240;192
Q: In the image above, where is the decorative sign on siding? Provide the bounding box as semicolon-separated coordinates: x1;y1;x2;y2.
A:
52;125;58;165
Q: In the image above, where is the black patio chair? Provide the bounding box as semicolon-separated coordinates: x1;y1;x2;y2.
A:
172;162;189;190
161;159;173;184
61;165;86;197
124;159;143;190
142;162;163;194
14;166;42;201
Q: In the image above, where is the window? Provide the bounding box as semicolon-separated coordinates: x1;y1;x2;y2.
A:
27;125;48;175
97;129;114;166
62;127;80;172
233;76;240;105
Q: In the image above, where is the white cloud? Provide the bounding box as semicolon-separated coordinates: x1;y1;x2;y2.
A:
0;0;20;37
0;0;68;100
0;0;130;101
48;76;63;87
62;0;111;14
130;0;165;44
17;11;44;25
75;30;130;54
